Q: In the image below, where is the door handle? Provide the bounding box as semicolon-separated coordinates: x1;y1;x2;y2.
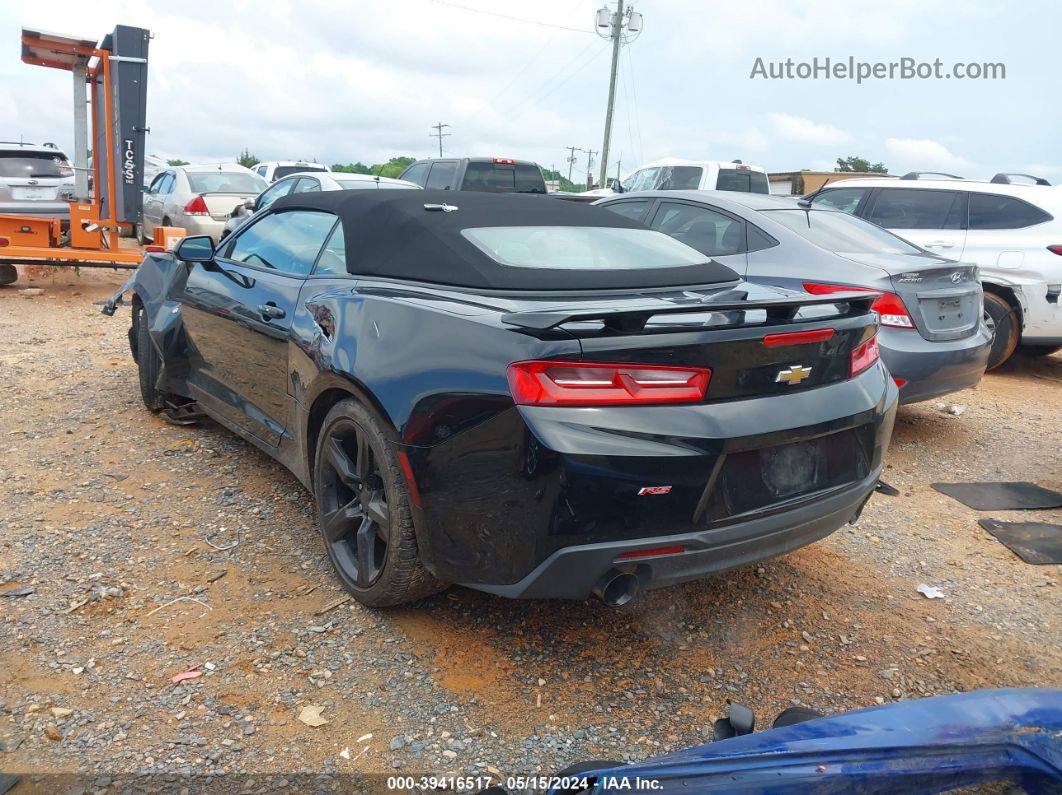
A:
925;240;954;248
257;303;286;320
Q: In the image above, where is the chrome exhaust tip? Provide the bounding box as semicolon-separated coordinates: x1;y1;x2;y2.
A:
591;568;641;607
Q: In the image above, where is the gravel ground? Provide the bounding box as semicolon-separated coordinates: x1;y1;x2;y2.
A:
0;267;1059;792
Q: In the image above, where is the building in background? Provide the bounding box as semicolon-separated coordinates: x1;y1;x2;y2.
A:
769;171;894;196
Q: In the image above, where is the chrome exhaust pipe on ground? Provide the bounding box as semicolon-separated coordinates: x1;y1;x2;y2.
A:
591;568;641;607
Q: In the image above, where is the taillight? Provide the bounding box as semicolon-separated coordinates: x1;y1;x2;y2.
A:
1048;245;1062;256
850;336;880;377
492;157;516;165
506;360;710;406
803;282;915;329
183;195;209;216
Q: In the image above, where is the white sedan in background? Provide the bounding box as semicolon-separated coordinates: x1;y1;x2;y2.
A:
221;171;421;238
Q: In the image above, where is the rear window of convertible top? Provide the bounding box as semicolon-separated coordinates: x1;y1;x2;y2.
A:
460;226;708;270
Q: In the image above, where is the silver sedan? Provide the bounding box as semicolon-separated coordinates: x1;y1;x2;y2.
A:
139;164;267;245
597;190;993;404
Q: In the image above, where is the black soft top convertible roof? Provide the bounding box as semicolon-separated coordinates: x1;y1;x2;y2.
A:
268;189;738;290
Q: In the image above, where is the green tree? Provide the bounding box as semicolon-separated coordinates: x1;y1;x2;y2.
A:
166;158;189;166
836;156;887;174
332;162;373;174
237;149;260;168
541;167;583;192
373;156;416;179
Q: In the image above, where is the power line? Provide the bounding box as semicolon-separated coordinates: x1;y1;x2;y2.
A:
504;42;608;125
429;0;593;34
464;1;585;129
430;122;451;157
491;36;599;119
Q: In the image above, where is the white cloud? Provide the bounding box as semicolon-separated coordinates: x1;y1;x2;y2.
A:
883;138;975;174
2;0;1056;178
768;113;852;146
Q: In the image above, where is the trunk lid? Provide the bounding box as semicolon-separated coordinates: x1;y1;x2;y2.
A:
838;253;982;342
502;285;880;401
201;193;258;222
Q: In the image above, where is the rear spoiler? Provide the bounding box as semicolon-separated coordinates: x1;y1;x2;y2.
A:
501;291;881;332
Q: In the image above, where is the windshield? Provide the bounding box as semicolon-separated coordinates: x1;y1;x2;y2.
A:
187;172;267;193
274;165;327;179
760;209;923;254
461;226;709;270
0;151;72;179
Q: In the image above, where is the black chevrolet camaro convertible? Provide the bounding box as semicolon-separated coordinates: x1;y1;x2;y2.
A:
104;190;897;607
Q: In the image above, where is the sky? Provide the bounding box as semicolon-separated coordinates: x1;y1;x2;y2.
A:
2;0;1059;182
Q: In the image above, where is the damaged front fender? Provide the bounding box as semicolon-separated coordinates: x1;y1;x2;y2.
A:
100;252;196;402
100;270;139;316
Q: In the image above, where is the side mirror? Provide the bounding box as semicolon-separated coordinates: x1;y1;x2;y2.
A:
174;235;215;263
613;180;625;193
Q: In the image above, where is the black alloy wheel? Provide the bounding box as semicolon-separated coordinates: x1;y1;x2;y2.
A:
318;419;390;589
313;399;446;607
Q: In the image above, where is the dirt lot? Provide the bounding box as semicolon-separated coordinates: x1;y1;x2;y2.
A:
1;267;1060;789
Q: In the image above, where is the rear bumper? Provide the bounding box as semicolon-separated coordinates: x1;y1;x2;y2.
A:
467;469;880;599
880;323;991;404
404;364;897;597
0;202;70;218
173;215;226;242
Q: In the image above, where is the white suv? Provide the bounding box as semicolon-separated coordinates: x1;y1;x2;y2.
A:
809;173;1062;367
252;161;331;183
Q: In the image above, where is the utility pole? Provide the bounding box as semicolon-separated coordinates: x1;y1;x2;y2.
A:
614;157;621;189
595;2;642;188
429;122;451;157
584;148;598;190
565;145;581;183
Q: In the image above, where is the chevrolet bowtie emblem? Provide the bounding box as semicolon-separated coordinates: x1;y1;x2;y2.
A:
776;365;812;385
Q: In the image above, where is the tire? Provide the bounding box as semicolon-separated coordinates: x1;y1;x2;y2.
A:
0;264;16;286
313;398;446;607
983;292;1020;370
134;302;166;411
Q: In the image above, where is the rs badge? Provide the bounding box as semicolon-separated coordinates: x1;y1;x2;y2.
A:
638;486;672;496
776;365;813;386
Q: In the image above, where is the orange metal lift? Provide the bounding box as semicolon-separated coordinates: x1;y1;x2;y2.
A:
0;27;150;269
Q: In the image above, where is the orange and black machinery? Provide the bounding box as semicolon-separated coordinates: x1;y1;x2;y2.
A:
0;26;150;268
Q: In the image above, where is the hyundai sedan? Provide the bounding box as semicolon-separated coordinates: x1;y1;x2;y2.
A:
104;190;897;607
598;191;992;404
